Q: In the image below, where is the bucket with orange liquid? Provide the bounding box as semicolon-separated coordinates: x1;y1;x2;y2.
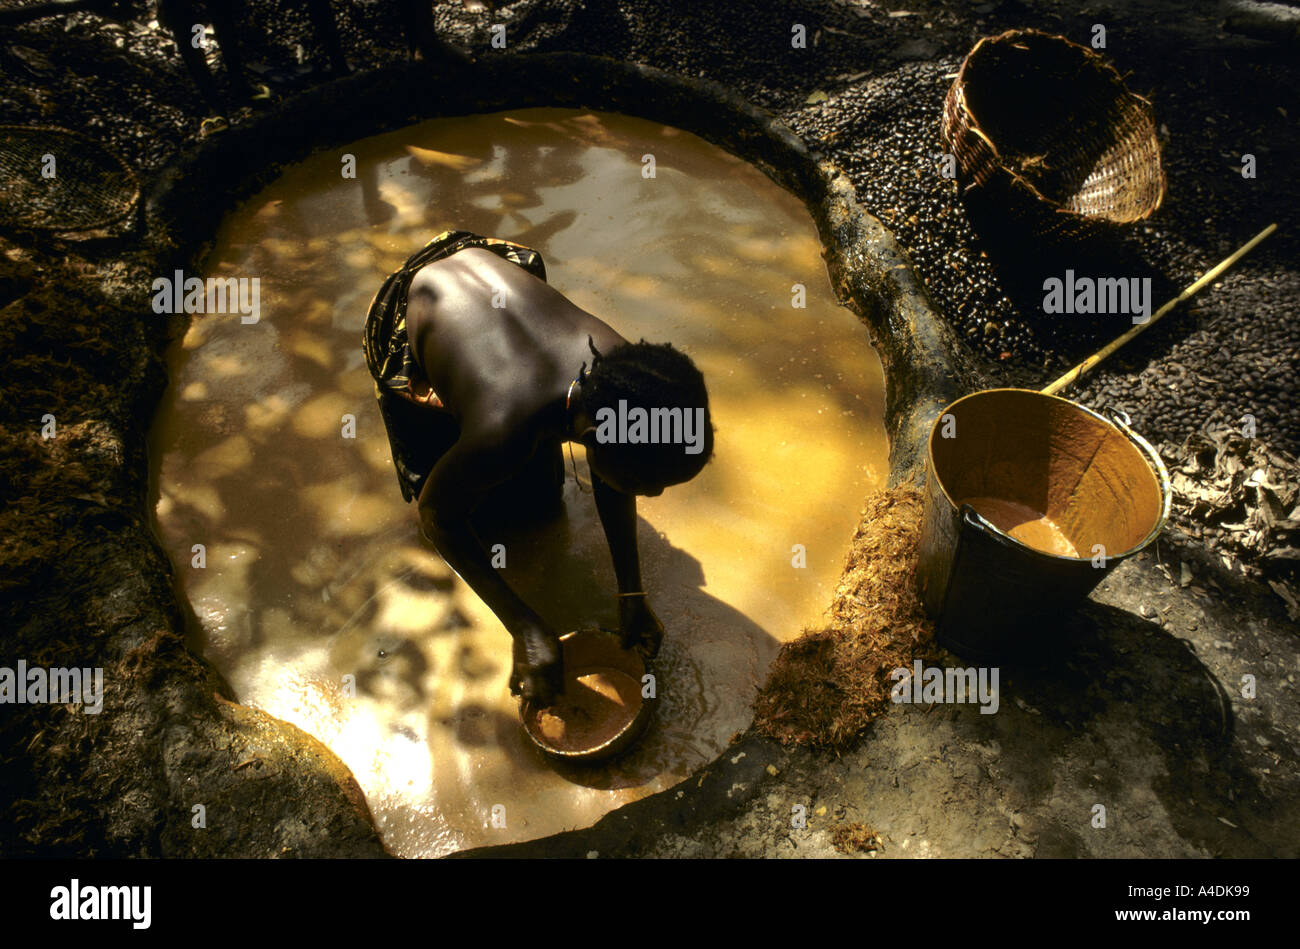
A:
916;388;1170;659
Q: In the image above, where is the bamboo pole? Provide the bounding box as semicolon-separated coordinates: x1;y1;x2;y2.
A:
1041;223;1277;396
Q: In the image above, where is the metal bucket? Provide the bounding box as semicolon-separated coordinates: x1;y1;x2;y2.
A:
916;388;1170;659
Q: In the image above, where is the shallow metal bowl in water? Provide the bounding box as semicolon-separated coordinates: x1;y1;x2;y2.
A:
520;628;656;763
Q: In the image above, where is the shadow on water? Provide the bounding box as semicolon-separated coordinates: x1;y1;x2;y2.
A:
474;490;779;791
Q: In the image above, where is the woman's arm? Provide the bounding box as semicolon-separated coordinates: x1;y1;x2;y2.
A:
591;473;664;658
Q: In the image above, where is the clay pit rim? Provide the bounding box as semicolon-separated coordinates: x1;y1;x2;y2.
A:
144;49;977;856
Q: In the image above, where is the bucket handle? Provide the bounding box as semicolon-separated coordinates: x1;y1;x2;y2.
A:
935;504;1022;632
959;503;1026;551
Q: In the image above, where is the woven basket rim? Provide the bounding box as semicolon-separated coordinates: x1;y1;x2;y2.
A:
946;28;1164;222
0;124;140;231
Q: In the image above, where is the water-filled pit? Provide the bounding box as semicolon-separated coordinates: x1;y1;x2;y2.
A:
150;108;888;856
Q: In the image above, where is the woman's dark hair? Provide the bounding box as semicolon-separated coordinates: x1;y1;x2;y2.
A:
577;338;714;483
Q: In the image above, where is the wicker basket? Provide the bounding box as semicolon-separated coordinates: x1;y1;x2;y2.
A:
0;125;139;233
941;30;1165;242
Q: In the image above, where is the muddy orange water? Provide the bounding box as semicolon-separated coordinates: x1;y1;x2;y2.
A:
530;669;641;752
963;496;1080;558
149;108;888;856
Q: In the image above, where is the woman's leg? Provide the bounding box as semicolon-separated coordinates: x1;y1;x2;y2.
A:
376;390;460;503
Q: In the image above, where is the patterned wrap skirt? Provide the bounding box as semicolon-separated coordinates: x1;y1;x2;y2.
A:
363;229;547;501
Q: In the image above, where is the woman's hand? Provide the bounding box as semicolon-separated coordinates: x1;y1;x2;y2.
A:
510;625;564;707
617;595;664;660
